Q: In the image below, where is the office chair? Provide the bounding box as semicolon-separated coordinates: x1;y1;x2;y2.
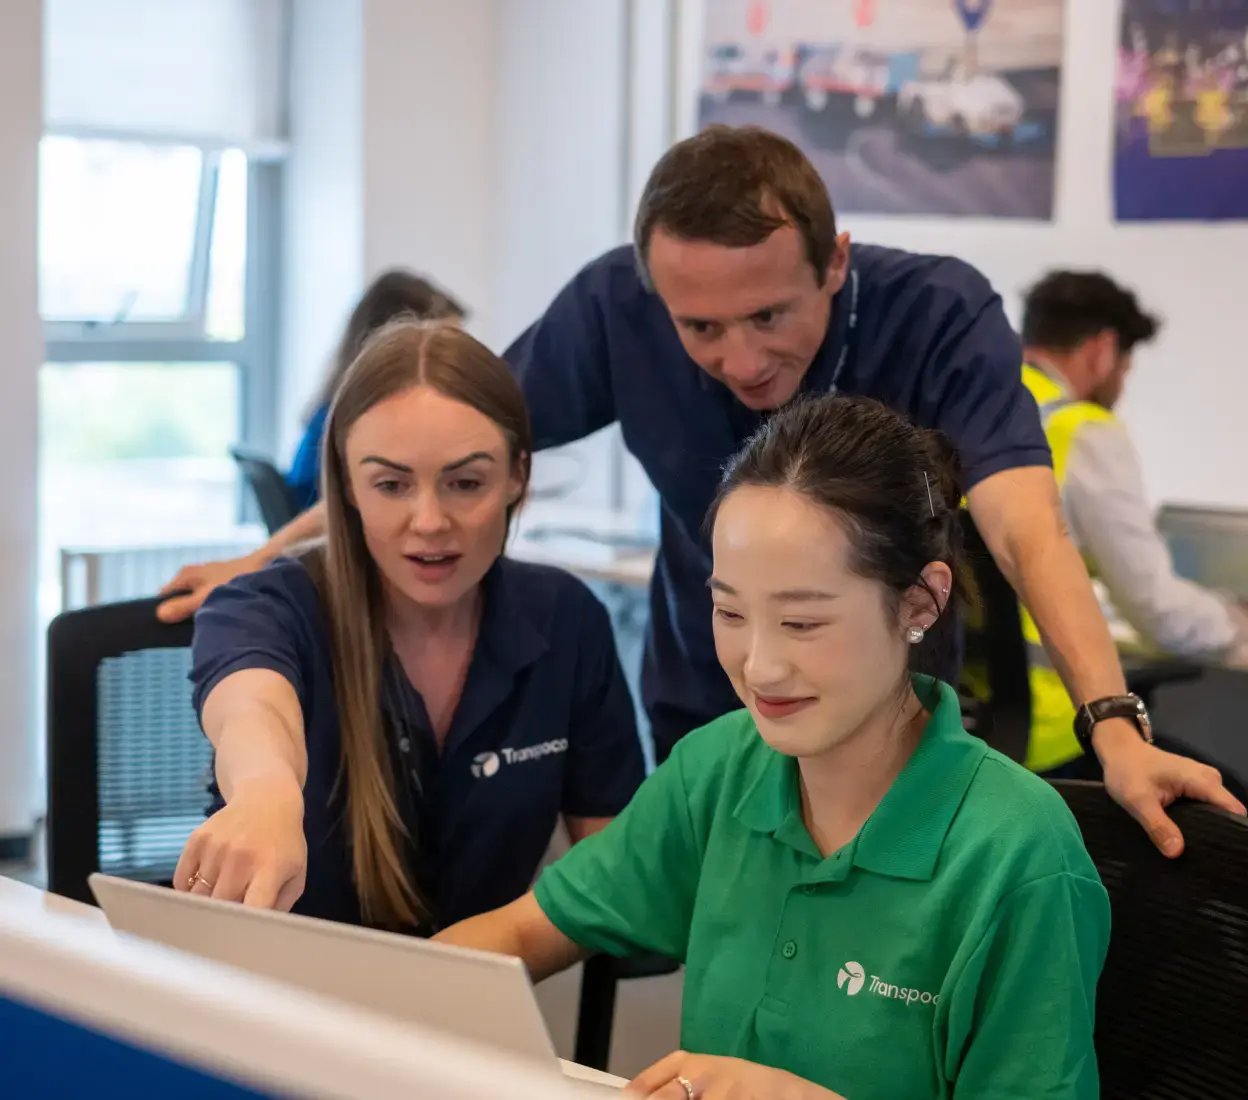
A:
46;595;206;905
229;446;300;534
574;951;680;1071
1053;781;1248;1099
959;512;1032;763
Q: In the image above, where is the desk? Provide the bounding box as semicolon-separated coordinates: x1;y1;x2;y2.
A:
511;503;656;589
0;876;626;1090
0;874;104;926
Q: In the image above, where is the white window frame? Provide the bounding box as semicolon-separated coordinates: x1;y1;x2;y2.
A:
41;133;283;462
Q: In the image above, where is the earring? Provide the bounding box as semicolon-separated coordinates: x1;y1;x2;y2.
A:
906;626;926;645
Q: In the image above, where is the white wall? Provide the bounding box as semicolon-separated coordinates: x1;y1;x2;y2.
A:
280;0;365;456
362;0;500;342
675;0;1246;510
281;0;658;511
280;0;502;454
45;0;286;144
493;0;631;509
493;0;628;344
0;2;41;840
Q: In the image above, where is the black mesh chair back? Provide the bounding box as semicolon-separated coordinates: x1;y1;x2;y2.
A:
47;595;207;904
229;446;300;534
958;511;1031;763
1053;780;1248;1099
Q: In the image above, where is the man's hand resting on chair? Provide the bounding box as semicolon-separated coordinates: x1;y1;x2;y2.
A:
155;502;329;622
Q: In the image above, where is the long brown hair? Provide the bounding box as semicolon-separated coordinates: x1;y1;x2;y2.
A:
310;270;466;417
319;321;531;928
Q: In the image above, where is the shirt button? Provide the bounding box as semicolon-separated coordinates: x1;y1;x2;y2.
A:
781;940;798;960
399;737;411;753
802;884;816;896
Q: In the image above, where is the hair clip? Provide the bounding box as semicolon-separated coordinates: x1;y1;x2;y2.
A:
923;471;936;518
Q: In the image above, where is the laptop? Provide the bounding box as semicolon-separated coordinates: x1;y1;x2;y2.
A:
89;874;624;1091
1157;503;1248;600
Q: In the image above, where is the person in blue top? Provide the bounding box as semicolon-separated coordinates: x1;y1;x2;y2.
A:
286;270;465;511
161;125;1243;857
174;321;643;932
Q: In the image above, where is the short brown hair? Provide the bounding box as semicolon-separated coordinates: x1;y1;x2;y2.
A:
633;126;837;287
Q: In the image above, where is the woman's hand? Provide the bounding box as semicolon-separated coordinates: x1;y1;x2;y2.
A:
626;1052;844;1100
174;779;307;910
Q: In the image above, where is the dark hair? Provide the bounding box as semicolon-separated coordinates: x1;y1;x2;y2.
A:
709;395;971;684
633;125;838;289
1022;271;1160;354
311;270;466;416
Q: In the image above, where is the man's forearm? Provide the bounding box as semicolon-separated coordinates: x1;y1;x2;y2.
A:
1000;519;1145;763
969;468;1131;760
1007;521;1128;702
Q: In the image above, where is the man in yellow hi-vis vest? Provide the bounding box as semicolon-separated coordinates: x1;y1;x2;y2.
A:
1021;271;1248;777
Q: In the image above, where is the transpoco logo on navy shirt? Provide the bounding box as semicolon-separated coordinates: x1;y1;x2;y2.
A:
471;739;568;779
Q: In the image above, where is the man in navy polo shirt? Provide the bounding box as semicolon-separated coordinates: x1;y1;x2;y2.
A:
161;126;1244;855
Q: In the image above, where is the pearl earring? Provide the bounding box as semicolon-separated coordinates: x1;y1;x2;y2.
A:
906;626;926;645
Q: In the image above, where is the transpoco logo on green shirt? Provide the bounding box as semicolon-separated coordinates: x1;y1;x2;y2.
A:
837;960;940;1007
836;961;865;995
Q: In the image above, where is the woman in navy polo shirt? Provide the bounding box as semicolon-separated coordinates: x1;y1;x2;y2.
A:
175;321;644;933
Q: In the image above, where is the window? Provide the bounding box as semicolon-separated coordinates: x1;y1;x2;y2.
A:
38;134;278;624
40;138;204;324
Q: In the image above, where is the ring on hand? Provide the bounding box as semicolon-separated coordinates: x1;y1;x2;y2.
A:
676;1076;696;1099
187;871;214;891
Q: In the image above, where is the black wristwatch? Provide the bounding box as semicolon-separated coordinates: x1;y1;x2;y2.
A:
1073;693;1154;753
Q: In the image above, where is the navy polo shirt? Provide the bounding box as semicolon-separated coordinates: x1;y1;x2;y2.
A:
505;243;1050;754
189;553;644;933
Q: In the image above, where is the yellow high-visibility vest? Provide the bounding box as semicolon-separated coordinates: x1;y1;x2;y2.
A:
1020;364;1116;772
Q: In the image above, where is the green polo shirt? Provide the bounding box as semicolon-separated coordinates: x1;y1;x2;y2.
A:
535;678;1109;1099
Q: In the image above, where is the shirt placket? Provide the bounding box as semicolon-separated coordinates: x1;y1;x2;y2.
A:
759;839;856;1016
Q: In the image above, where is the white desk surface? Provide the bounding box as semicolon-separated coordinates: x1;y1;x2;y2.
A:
510;503;655;589
0;875;105;926
0;875;626;1089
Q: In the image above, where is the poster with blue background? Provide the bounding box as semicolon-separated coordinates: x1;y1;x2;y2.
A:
697;0;1064;218
1116;0;1248;220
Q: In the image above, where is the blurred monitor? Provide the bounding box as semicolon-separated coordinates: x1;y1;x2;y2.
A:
1158;504;1248;599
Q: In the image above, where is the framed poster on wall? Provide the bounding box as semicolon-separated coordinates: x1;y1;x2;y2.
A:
695;0;1065;219
1115;0;1248;221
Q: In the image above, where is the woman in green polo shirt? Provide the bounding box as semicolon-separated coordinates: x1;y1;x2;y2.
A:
438;395;1110;1100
